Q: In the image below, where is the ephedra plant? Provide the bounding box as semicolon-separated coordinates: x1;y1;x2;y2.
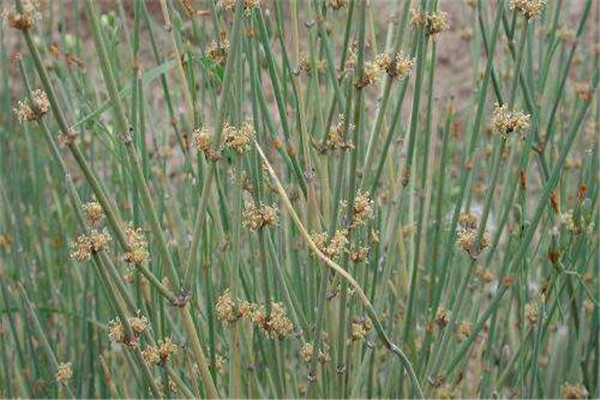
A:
0;0;598;398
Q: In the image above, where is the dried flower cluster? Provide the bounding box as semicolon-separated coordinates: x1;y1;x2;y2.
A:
207;37;230;67
123;224;150;265
351;190;375;229
557;27;576;44
559;209;593;236
456;212;491;259
491;103;530;138
357;50;416;88
525;301;539;325
242;202;278;231
70;229;111;262
510;0;546;20
326;0;348;10
2;0;40;30
298;54;326;76
142;338;177;366
561;383;589;399
457;321;472;342
249;302;295;340
215;289;294;339
350;245;369;263
155;377;179;398
192;127;212;152
14;89;50;122
325;115;354;151
108;313;149;347
458;27;474;41
223;121;255;154
218;0;259;12
83;201;104;227
129;314;149;335
55;362;73;385
216;288;237;325
108;318;127;344
435;306;451;328
311;229;349;260
299;343;314;363
411;9;450;37
350;316;373;342
377;52;415;80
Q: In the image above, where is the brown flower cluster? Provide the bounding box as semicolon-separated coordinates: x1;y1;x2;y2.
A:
108;313;149;347
510;0;545;20
411;9;449;37
207;36;230;67
349;316;373;342
3;0;39;30
55;362;73;385
457;321;472;342
311;229;349;260
242;202;278;231
123;224;150;265
299;343;314;363
218;0;259;12
456;212;490;259
326;0;348;10
561;383;589;399
83;201;104;228
525;301;539;325
351;190;375;229
70;229;111;262
376;52;415;80
216;289;237;325
325;115;354;152
142;338;177;367
298;54;326;76
491;103;530;139
14;89;50;122
192;127;212;152
215;289;294;339
435;306;451;328
356;51;415;89
223;121;255;154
